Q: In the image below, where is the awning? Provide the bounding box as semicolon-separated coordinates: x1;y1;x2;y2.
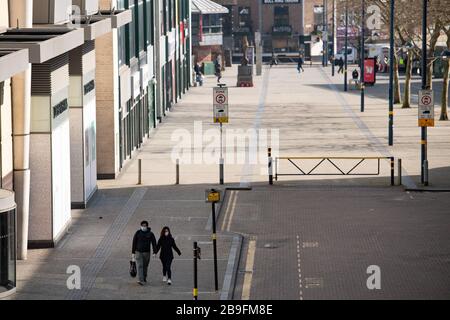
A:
192;0;229;15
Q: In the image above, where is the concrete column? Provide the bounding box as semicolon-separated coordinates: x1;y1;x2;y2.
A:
8;0;32;260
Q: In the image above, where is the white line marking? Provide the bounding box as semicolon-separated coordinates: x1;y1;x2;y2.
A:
226;191;238;232
220;191;235;231
296;235;304;301
242;239;257;300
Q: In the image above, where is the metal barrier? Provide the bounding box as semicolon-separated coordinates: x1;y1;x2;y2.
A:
269;152;396;186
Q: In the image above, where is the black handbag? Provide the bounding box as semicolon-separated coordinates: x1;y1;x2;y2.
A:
129;261;137;278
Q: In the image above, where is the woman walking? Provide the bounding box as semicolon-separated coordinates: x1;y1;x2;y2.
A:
156;226;181;285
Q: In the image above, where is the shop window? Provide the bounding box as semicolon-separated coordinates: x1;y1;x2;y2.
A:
274;6;289;27
0;207;16;294
238;6;251;29
145;0;154;46
138;1;145;52
314;5;324;31
222;5;233;36
202;14;222;34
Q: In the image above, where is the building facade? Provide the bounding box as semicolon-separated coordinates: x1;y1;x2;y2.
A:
96;0;191;178
215;0;332;59
0;1;193;290
191;0;228;65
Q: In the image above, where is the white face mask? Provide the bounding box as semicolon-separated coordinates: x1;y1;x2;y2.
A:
141;226;148;232
165;232;169;236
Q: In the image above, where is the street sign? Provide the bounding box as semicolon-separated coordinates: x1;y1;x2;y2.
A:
205;189;221;203
418;90;435;127
213;87;229;123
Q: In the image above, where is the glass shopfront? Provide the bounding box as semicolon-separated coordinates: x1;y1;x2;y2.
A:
0;190;16;298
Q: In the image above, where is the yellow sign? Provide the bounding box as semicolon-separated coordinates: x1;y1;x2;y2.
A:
206;190;220;203
419;119;435;127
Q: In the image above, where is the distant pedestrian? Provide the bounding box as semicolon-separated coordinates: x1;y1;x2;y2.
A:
297;56;305;73
194;62;203;86
338;57;345;74
156;227;181;285
214;59;222;83
132;220;157;286
270;52;278;67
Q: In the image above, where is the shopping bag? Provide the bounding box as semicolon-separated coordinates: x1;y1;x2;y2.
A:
129;261;137;278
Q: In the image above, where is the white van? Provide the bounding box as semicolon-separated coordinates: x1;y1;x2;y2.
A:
335;47;358;64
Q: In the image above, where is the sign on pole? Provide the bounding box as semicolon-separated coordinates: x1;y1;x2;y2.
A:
418;90;435;127
213;87;229;123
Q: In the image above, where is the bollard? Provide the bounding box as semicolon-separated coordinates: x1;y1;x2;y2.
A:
211;202;219;291
268;148;273;185
390;157;395;186
138;159;142;185
219;158;224;185
176;159;180;185
423;160;429;186
397;159;402;186
193;242;198;300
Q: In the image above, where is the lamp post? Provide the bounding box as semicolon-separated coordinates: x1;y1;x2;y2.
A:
332;0;335;76
421;0;428;185
388;0;395;146
344;0;348;91
360;0;365;113
323;0;327;67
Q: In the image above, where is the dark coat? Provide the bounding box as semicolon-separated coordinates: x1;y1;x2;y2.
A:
132;228;157;254
156;235;181;261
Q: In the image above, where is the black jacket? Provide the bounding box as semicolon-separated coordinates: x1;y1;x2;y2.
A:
156;235;181;261
132;229;157;254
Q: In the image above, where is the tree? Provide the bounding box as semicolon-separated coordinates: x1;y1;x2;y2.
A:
440;27;450;120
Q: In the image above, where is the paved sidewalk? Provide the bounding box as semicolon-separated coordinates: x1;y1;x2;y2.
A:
10;185;239;300
102;63;450;190
10;62;450;300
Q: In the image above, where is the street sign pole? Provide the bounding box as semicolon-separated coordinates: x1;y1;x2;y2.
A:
214;84;228;185
360;0;365;113
421;0;428;185
332;0;335;76
206;189;220;292
388;0;395;146
344;0;348;92
212;201;219;291
220;122;224;185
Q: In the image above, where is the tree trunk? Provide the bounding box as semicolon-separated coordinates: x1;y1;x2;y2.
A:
402;50;413;108
427;60;434;90
394;52;402;104
440;58;449;120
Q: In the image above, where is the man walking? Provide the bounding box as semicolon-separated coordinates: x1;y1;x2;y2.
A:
214;58;222;83
132;220;157;285
297;55;305;73
338;57;345;74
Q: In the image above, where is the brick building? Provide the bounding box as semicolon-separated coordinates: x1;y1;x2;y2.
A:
215;0;333;59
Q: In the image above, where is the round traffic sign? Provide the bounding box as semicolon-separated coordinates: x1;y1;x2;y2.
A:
421;95;432;106
215;94;227;104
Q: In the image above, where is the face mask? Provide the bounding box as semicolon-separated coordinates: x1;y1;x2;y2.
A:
165;232;169;236
141;226;148;232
